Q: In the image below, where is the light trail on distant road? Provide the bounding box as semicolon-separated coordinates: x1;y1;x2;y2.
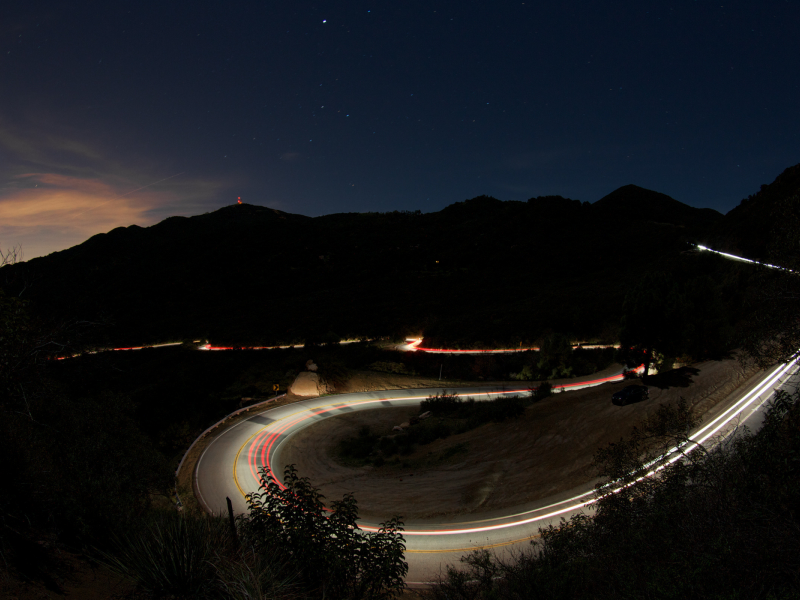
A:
198;340;363;351
696;244;792;272
55;341;183;360
398;338;620;354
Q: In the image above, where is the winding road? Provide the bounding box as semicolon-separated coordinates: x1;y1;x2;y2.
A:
193;358;798;584
55;241;794;582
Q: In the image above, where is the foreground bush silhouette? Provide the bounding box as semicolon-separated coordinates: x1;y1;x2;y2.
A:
104;466;406;599
103;511;298;599
243;465;407;599
424;393;800;599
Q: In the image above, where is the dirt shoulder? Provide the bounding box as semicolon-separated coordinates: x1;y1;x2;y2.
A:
336;370;516;393
335;361;626;394
279;358;761;522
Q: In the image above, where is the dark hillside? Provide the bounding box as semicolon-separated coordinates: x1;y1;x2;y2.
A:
0;190;737;347
705;163;800;260
594;184;723;230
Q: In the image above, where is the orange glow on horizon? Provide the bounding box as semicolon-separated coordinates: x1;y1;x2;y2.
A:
0;172;223;260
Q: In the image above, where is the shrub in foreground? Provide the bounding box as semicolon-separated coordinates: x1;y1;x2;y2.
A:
103;512;296;599
243;465;407;599
103;462;408;599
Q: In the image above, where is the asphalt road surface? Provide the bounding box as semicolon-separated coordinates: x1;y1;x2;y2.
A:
194;359;799;584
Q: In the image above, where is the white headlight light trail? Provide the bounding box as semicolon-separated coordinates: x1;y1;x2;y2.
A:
695;244;792;272
358;357;799;536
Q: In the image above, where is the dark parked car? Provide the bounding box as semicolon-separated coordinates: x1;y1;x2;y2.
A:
612;384;649;406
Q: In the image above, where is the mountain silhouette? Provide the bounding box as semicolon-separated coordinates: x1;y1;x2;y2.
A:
5;167;797;348
704;163;800;260
594;184;722;229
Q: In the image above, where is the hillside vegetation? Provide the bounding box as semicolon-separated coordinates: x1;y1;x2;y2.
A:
704;162;800;259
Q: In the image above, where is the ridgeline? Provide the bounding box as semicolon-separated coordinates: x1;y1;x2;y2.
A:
3;164;799;348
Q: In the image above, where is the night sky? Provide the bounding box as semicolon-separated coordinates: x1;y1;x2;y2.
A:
2;1;799;259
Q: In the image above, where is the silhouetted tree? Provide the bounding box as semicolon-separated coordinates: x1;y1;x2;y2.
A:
243;465;407;599
619;271;688;376
741;194;800;366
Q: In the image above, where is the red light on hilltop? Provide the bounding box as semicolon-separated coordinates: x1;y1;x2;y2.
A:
237;197;242;204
